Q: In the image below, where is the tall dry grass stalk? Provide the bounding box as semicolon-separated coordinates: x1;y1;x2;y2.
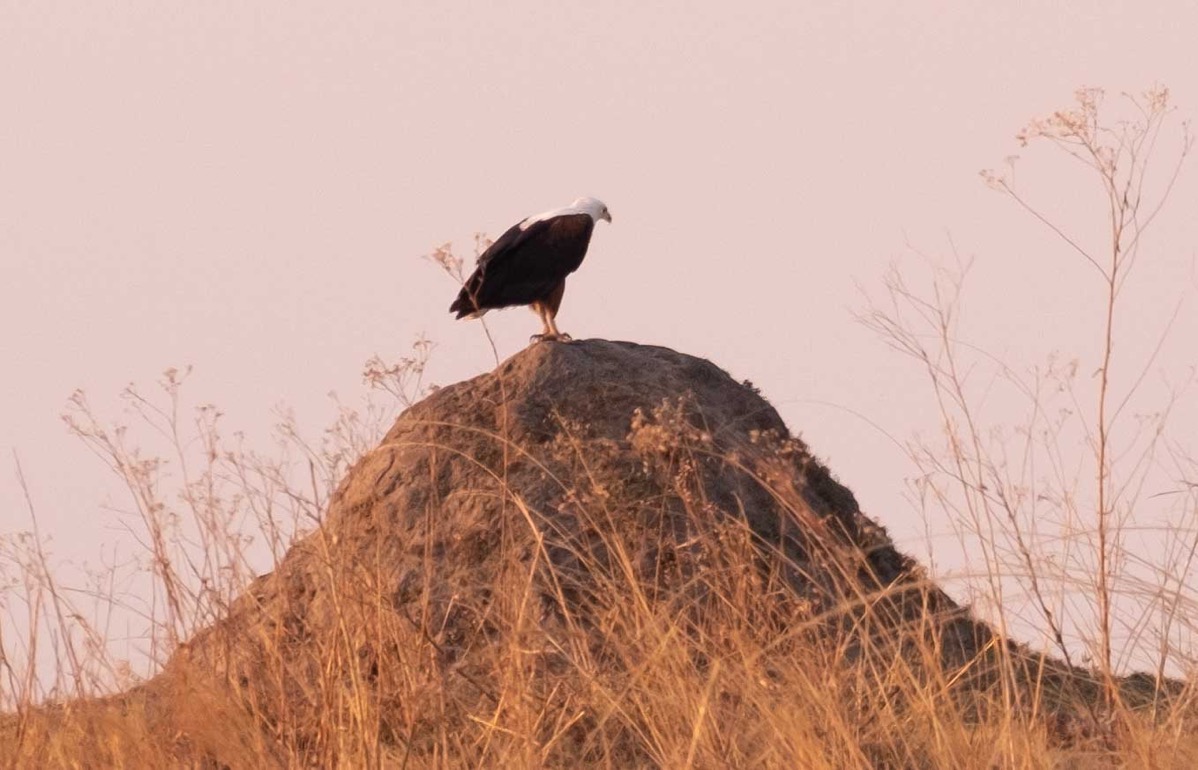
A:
867;86;1196;715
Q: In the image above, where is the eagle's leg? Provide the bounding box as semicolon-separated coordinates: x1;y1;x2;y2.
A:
529;301;559;343
531;296;572;344
544;280;571;341
544;312;571;342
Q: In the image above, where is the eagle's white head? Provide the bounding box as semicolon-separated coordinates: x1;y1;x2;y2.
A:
571;196;613;224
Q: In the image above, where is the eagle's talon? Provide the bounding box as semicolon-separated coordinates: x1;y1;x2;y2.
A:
529;333;572;344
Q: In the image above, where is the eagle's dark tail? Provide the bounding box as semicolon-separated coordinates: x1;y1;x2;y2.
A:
449;290;477;319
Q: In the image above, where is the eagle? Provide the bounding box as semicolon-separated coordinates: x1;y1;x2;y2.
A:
449;197;612;341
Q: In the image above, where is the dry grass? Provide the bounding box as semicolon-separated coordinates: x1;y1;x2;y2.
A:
2;344;1195;769
2;87;1196;768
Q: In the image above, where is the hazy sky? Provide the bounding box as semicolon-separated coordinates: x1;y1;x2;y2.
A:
3;2;1197;675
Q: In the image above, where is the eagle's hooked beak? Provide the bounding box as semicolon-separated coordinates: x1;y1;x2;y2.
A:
602;210;613;224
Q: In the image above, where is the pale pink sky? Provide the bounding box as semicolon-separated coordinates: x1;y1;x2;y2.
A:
3;3;1197;675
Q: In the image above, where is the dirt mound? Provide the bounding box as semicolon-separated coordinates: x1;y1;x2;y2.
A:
16;340;1144;766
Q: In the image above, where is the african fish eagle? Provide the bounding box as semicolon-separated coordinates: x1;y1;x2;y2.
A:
449;197;612;341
